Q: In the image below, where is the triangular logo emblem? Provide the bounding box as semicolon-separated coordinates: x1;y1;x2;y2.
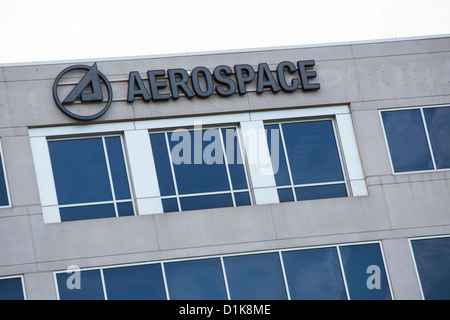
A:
62;63;104;104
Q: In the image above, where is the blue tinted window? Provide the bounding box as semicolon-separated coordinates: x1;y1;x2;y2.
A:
162;198;179;213
411;237;450;300
277;188;294;202
179;193;233;211
103;264;166;300
382;109;433;172
49;136;134;221
56;269;104;300
282;247;347;300
234;191;251;206
339;243;391;300
423;107;450;169
168;129;230;195
105;137;131;200
265;124;291;186
165;258;227;300
49;138;112;205
0;148;9;207
282;120;344;184
150;133;176;196
224;252;288;300
0;277;24;300
295;183;347;201
60;203;116;222
150;127;250;212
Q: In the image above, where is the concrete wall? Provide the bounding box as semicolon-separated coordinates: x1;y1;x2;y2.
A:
1;36;449;299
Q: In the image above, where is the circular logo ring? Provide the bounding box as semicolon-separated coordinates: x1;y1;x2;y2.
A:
53;64;113;121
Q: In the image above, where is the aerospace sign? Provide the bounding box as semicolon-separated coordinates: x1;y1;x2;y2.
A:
53;60;320;121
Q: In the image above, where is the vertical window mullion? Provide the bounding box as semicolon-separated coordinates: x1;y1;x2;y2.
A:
220;257;232;300
420;107;438;170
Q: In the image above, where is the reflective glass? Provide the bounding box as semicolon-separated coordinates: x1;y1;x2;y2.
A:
105;136;131;200
277;188;294;203
282;247;347;300
295;183;347;201
59;203;116;222
234;191;251;206
224;252;288;300
162;198;179;213
0;150;8;207
150;133;176;196
423;107;450;169
179;193;233;211
411;237;450;300
116;201;134;217
49;138;113;205
0;277;24;300
164;258;227;300
382;109;433;172
56;269;104;300
168;129;230;194
103;264;166;300
281;120;344;184
221;128;248;190
339;243;391;300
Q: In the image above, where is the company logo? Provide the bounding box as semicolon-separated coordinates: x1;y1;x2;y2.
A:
53;63;113;121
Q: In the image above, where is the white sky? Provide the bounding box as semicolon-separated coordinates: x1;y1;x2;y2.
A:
1;0;450;64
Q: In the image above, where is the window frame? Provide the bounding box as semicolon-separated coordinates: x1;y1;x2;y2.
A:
53;240;392;300
149;125;254;212
0;275;26;300
408;235;450;300
30;105;367;223
264;117;350;202
379;104;450;175
46;134;136;221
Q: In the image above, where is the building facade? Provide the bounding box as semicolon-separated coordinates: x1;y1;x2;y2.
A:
0;36;449;300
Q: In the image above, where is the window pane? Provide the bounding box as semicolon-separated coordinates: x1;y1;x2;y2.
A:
48;138;112;205
116;201;134;217
221;128;248;190
162;198;179;213
168;130;230;194
423;107;450;169
150;133;176;196
164;258;227;300
103;264;166;300
56;269;104;300
295;183;347;201
281;121;344;184
411;237;450;300
0;150;9;207
234;191;251;206
382;109;433;172
265;124;291;186
339;243;391;300
179;193;233;211
60;203;116;222
277;188;294;203
0;277;24;300
224;252;287;300
105;136;131;200
282;247;347;300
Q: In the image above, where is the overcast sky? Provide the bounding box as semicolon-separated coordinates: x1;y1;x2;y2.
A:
1;0;450;64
